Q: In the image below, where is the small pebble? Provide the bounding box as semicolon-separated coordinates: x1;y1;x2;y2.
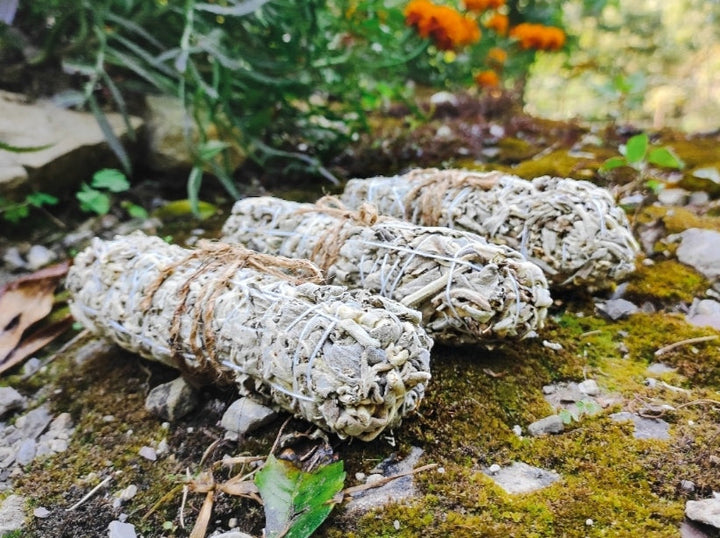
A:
138;446;157;461
578;379;600;396
355;472;366;482
33;506;50;518
488;464;501;475
527;415;564;437
393;519;401;530
680;480;696;492
108;520;137;538
586;518;594;526
512;425;523;437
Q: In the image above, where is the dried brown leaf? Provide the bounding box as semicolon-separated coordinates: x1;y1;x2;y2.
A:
0;315;73;376
0;260;70;362
189;491;214;538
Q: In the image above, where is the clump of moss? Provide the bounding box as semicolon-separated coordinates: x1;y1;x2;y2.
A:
625;259;709;305
636;205;720;235
511;150;598;181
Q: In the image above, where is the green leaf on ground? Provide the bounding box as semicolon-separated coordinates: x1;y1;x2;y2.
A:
648;147;684;170
255;454;345;538
26;193;59;208
77;185;111;215
91;169;131;192
600;156;627;172
625;133;648;164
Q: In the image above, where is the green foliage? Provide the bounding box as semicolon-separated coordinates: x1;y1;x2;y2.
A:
76;168;146;217
9;0;578;210
255;454;345;538
0;192;59;223
600;133;684;185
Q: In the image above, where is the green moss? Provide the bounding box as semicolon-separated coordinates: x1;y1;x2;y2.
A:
511;150;598;181
497;137;539;163
625;259;709;304
635;205;720;235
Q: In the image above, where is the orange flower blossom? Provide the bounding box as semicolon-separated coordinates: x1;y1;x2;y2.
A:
474;70;500;88
464;0;505;12
405;0;481;50
509;22;566;51
485;12;509;36
486;47;507;65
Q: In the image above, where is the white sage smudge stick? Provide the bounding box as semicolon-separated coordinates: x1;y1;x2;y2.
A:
221;196;552;345
66;232;433;441
339;168;640;290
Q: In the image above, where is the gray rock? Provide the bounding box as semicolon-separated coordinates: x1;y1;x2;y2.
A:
221;397;279;436
689;191;711;205
33;506;50;518
646;363;677;375
0;447;15;468
108;520;137;538
0;90;143;198
686;494;720;529
21;357;42;377
0;387;25;417
15;405;53;439
346;446;424;512
677;229;720;280
0;494;26;534
686;299;720;330
657;188;689;206
483;462;560;494
144;95;244;173
14;438;36;465
610;412;671;440
145;377;198;422
138;446;157;461
596;298;639;320
681;480;696;492
527;415;564;437
25;244;57;270
578;379;600;397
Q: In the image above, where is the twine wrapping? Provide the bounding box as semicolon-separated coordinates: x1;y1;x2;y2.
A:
67;232;433;441
339;168;640;290
221;196;551;345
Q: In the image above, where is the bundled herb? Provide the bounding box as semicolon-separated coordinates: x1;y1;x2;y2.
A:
67;232;433;441
339;169;639;290
221;196;551;345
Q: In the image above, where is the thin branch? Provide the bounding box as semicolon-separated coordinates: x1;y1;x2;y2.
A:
654;335;718;356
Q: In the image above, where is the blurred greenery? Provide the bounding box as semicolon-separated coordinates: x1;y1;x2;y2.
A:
0;0;575;204
525;0;720;131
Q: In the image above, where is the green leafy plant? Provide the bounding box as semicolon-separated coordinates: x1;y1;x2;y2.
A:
558;399;602;425
76;168;147;217
255;453;345;538
600;133;684;193
0;192;59;223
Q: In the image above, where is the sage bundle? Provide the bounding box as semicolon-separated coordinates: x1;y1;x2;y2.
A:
339;169;639;290
66;232;433;441
221;196;551;345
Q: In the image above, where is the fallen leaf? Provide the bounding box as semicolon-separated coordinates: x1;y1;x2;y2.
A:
0;260;70;365
255;454;345;538
0;315;73;376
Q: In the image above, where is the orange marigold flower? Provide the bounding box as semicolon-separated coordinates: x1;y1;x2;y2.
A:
486;47;507;65
474;70;500;88
510;22;566;51
485;13;509;35
405;0;481;50
464;0;505;12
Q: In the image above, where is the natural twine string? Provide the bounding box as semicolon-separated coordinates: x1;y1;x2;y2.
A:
404;168;504;225
295;195;382;272
139;242;324;385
